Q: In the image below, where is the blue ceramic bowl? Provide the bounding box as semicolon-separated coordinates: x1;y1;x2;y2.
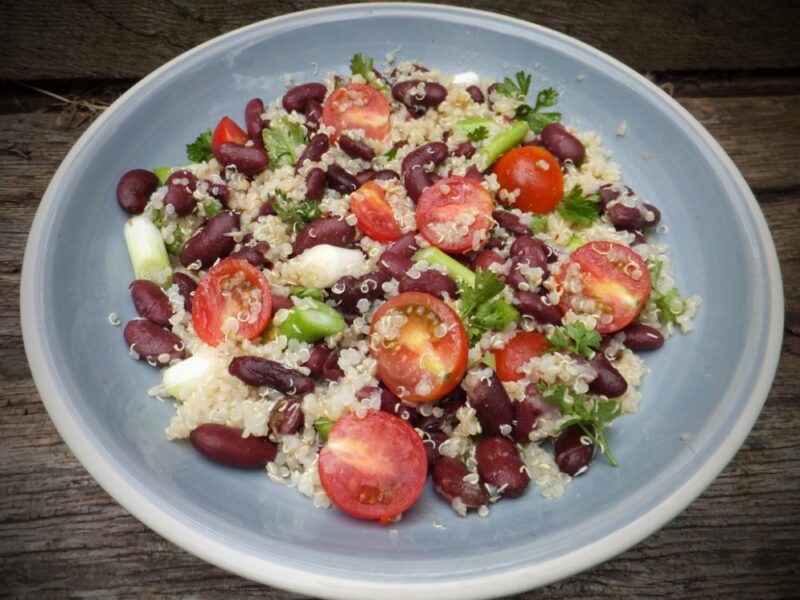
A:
21;4;783;598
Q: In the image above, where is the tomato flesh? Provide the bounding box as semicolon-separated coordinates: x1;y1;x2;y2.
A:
192;258;272;346
322;83;391;142
370;292;468;403
492;146;564;214
415;176;494;254
318;411;428;523
211;116;249;150
350;181;402;242
494;331;549;382
557;241;651;334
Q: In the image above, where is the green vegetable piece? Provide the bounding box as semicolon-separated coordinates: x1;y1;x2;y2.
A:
152;166;172;185
262;118;307;169
186;129;213;163
566;234;585;252
530;214;549;235
454;117;494;138
467;126;489;143
289;286;324;301
202;198;223;219
557;185;602;226
546;322;601;359
165;229;183;256
271;193;322;232
124;215;172;287
315;417;335;441
478;121;530;170
413;247;476;288
496;71;531;100
278;299;346;343
350;53;384;89
467;299;521;345
481;353;497;370
383;146;399;161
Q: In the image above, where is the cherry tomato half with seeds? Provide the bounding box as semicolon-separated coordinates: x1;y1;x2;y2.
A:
492;146;564;215
415;176;494;254
318;410;428;523
556;241;651;334
192;258;272;346
322;83;391;142
369;292;468;403
493;331;549;382
350;180;402;243
211;116;249;150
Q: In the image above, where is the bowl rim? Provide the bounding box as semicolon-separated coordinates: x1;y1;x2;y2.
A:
21;3;784;598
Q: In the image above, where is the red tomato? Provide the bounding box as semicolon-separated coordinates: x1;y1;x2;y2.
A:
556;241;651;334
369;292;468;403
192;258;272;346
211;116;248;150
322;83;391;142
493;331;549;382
415;176;494;254
492;146;564;214
350;181;402;242
318;410;428;523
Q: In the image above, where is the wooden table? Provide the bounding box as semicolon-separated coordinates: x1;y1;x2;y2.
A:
2;1;798;597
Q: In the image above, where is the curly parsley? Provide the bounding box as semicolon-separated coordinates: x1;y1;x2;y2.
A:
459;269;519;344
546;322;602;359
350;53;385;89
186;129;213;163
496;71;531;100
557;185;602;226
271;192;321;232
466;125;489;143
262;118;307;169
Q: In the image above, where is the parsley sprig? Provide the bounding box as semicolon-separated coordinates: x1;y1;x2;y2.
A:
350;53;385;89
262;118;307;169
186;129;213;163
557;185;602;226
546;322;601;359
271;192;321;232
496;71;531;100
459;269;519;344
466;125;489;143
647;260;687;324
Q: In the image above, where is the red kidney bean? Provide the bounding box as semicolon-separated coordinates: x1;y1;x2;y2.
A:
258;200;276;217
472;250;504;274
466;85;485;104
244;98;267;148
606;202;643;231
554;424;594;476
423;432;448;466
378;252;414;280
401;141;449;175
432;457;490;508
512;398;538;443
304;99;323;133
296;133;330;172
229;239;270;267
269;397;304;436
355;169;375;186
598;184;630;210
540;123;586;165
403;168;435;202
384;232;419;258
338;135;376;161
282;82;327;113
190;424;277;468
172;272;197;312
631;230;647;246
642;203;661;228
506;257;540;291
305;342;331;378
117;169;158;214
213;143;269;178
510;235;548;264
513;290;563;325
129;279;173;327
492;210;530;237
487;82;499;97
483;237;504;251
179;210;240;268
464;369;514;437
620;324;664;350
229;356;315;395
392;80;447;115
322;350;343;381
451;141;475;158
373;169;400;181
203;180;230;206
305;167;327;200
329;270;390;314
390;63;429;79
123;319;184;365
475;437;529;498
589;354;628;397
292;215;356;256
325;164;359;194
270;294;293;318
164;170;198;217
464;164;485;183
399;269;457;300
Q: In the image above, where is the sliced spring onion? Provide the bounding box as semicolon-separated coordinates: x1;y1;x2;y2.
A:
278;299;346;343
287;244;367;289
152;166;172;185
566;234;586;252
413;247;475;288
124;215;172;287
314;417;335;441
480;353;497;370
453;116;494;137
477;120;530;170
162;355;210;401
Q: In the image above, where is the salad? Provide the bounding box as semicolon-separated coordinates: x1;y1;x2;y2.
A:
115;54;698;522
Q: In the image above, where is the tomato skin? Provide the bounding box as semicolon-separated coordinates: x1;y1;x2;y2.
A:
322;83;391;142
318;410;428;523
370;292;468;403
494;331;549;382
492;146;564;214
211;116;249;150
350;181;402;242
192;258;272;346
557;241;651;334
415;176;494;254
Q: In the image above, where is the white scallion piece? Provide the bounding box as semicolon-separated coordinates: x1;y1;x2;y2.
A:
124;215;172;286
286;244;368;289
453;71;480;86
162;355;211;401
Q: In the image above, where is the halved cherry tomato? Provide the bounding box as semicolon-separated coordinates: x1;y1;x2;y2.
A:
415;176;494;254
350;181;402;242
322;83;391;142
492;146;564;214
369;292;468;403
556;241;651;334
318;410;428;523
493;331;549;382
211;116;248;150
192;258;272;346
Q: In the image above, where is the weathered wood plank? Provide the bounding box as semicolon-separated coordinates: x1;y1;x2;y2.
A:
3;0;800;80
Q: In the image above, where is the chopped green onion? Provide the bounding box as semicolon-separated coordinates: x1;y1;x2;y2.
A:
314;417;335;440
124;215;172;287
477;121;530;170
480;353;497;370
162;355;210;401
278;299;346;342
413;247;475;288
289;286;324;301
566;234;585;252
153;166;172;185
453;117;494;137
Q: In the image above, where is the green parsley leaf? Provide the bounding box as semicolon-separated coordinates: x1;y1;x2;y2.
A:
513;87;562;133
150;209;165;229
546;322;601;359
460;269;505;321
271;192;322;232
314;417;334;440
466;125;489;143
202;198;222;219
384;146;399;161
459;270;516;344
186;129;213;163
262;118;307;169
165;229;183;255
289;286;324;301
350;53;384;89
496;71;531;100
534;87;559;110
557;185;602;226
646;259;687;324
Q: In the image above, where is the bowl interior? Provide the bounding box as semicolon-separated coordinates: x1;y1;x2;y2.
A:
24;3;781;595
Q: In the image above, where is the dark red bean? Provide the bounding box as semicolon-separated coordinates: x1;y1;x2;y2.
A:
463;369;514;437
229;239;270;267
432;457;489;508
472;249;505;274
229;356;315;395
401;141;449;174
598;184;620;211
213;143;269;178
190;424;277;469
513;290;563;325
464;164;485;183
620;324;664;350
269;397;304;436
304;99;323;133
305;167;326;200
164;170;198;217
322;350;343;381
554;424;594;476
423;433;448;466
329;270;390;314
507;257;541;291
292;216;356;256
487;82;499;97
378;252;414;280
475;437;529;498
589;355;628;398
390;63;429;79
540;123;586;165
642;203;661;228
172;272;197;312
483;237;504;251
384;232;419;258
451;141;475;158
631;230;647;246
399;269;457;300
179;210;240;268
510;235;548;265
296;133;330;171
123;319;184;365
606;202;643;231
392;80;447;115
338;135;376;161
270;294;293;318
403;168;434;202
512;399;538;443
204;181;230;206
244;98;267;148
117;169;158;214
305;343;331;378
258;200;276;218
326;164;359;194
282;82;327;113
355;169;375;186
373;169;400;181
492;210;530;236
466;85;485;104
129;279;173;328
